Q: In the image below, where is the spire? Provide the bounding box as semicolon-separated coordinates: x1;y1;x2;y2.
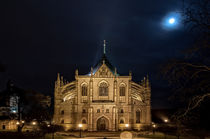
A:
57;73;60;81
114;67;117;76
146;74;150;88
75;69;78;76
129;70;132;76
61;76;64;86
91;67;93;76
103;40;106;54
141;76;146;87
56;73;60;87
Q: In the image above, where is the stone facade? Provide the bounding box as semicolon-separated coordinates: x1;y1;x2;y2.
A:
0;120;18;130
53;54;151;131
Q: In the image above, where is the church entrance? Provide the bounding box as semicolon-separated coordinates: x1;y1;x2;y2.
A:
97;117;109;131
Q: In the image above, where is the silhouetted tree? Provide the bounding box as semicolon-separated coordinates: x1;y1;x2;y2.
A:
162;0;210;138
0;81;51;132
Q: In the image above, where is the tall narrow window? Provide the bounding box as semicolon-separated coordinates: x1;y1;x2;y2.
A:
61;119;64;124
99;82;108;96
82;85;87;96
120;86;125;96
82;119;87;124
136;110;140;123
120;119;124;124
61;110;64;115
121;109;124;113
82;109;86;113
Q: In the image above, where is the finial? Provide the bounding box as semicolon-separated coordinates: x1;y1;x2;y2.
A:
146;74;150;87
114;67;117;76
91;67;93;76
103;40;106;54
129;70;132;76
56;73;61;87
103;60;105;64
57;73;60;81
61;76;64;86
75;69;78;76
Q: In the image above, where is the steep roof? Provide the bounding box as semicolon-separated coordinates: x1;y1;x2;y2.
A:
93;54;116;75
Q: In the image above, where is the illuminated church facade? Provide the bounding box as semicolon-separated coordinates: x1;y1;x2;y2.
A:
53;43;151;131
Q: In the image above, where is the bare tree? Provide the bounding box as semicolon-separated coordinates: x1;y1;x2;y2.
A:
163;0;210;118
162;1;210;138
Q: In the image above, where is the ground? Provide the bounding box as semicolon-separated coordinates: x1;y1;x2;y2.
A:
45;131;198;139
0;131;208;139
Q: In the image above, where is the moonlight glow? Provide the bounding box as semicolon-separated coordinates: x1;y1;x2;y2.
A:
169;18;175;24
161;12;181;30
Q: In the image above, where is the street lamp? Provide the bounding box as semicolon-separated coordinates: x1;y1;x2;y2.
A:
164;119;169;139
164;119;168;123
16;121;20;125
152;124;156;135
32;121;36;125
78;124;83;138
125;124;129;130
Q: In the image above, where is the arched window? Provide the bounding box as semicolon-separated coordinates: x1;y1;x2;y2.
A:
61;119;64;124
120;119;124;124
121;109;124;113
81;85;87;96
82;109;86;113
136;110;140;123
99;82;108;96
120;86;125;96
61;110;64;115
82;119;87;124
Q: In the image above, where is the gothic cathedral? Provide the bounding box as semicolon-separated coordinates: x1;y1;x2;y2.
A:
53;43;151;131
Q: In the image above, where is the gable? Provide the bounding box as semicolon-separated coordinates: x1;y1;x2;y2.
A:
93;63;115;78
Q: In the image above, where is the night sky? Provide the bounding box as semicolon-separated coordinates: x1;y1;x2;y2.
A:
0;0;194;108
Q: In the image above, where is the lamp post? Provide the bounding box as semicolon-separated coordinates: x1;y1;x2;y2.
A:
164;119;168;139
78;124;83;138
152;124;156;135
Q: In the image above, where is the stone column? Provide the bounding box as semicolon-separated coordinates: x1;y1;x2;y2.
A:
114;80;117;103
146;105;151;124
89;78;93;103
112;107;116;131
128;80;132;104
116;108;119;131
88;107;93;131
75;70;78;104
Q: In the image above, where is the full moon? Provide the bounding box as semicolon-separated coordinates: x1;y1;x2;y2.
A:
161;12;181;30
169;18;175;24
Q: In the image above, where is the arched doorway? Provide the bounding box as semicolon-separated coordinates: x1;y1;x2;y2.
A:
97;117;109;131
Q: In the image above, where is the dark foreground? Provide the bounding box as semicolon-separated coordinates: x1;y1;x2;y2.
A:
0;131;210;139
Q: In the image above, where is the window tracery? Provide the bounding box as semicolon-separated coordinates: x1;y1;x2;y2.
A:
120;86;126;96
99;82;108;96
81;85;87;96
136;110;141;123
